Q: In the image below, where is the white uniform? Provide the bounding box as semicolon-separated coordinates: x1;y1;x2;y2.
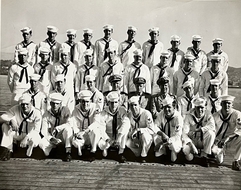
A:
61;41;76;63
127;108;157;157
177;94;198;118
199;69;228;97
150;65;173;95
154;110;183;161
39;106;72;156
124;63;151;94
118;40;141;67
33;62;53;95
94;38;118;67
90;88;104;111
142;40;164;69
75;64;99;93
207;50;229;72
186;47;207;75
8;63;34;105
73;40;95;67
167;48;185;74
14;41;37;66
206;95;222;114
1;105;42;156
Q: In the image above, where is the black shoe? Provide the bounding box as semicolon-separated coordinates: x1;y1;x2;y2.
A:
0;147;11;161
140;157;146;163
232;161;241;171
200;157;209;167
89;152;96;162
66;152;72;162
118;154;127;163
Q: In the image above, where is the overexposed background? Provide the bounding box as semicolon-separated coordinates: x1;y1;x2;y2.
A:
1;0;241;68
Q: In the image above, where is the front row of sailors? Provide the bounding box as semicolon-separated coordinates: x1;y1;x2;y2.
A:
1;86;241;171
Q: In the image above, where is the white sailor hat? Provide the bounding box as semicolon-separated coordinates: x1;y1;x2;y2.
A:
210;79;221;86
148;27;159;33
106;91;120;102
66;29;77;35
160;51;170;58
83;28;93;34
128;96;140;104
78;90;93;101
103;24;113;30
49;92;63;103
220;95;235;102
210;55;221;60
85;75;96;82
184;54;195;60
59;48;69;55
19;94;32;104
20;27;32;34
133;49;143;56
18;48;28;55
212;38;223;44
192;35;202;41
55;74;65;82
30;74;41;81
162;96;174;107
193;97;206;107
128;26;137;31
170;35;181;41
47;26;58;33
182;77;195;89
84;49;93;56
39;47;51;54
106;46;116;53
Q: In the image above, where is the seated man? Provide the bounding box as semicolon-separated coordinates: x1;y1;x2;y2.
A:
39;92;72;161
94;91;130;163
154;96;183;163
0;94;42;160
212;95;241;171
126;96;157;163
182;97;216;167
128;77;152;112
71;90;102;162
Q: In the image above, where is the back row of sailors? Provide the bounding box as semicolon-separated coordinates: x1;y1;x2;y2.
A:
14;25;229;74
1;90;241;171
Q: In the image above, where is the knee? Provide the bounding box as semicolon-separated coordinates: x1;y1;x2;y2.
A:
182;144;191;155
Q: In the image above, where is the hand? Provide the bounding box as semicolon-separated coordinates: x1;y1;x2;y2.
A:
75;132;84;140
218;140;225;148
195;128;201;132
20;136;29;148
50;137;62;145
9;119;18;132
52;129;57;136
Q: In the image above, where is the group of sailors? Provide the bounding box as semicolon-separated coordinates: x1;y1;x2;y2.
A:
0;24;240;171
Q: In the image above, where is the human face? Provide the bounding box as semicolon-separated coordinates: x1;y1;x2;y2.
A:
61;53;69;63
50;101;62;113
171;40;180;49
55;80;65;92
149;31;159;41
47;31;57;41
160;56;169;67
211;60;220;72
87;81;95;91
108;51;116;62
109;100;119;113
135;83;145;93
127;30;136;40
22;32;31;42
104;29;112;39
111;81;121;91
192;40;201;49
80;99;91;112
163;104;175;118
20;103;32;115
133;55;142;64
30;80;38;92
84;55;93;66
184;86;194;98
83;33;93;42
18;54;27;64
129;102;140;116
210;85;219;97
40;53;50;63
221;100;233;114
194;106;205;118
213;43;222;52
67;34;76;43
159;83;169;94
183;59;193;71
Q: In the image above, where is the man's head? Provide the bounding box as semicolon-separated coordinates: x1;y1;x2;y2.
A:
55;74;66;93
85;75;96;91
134;77;146;93
170;35;181;49
106;47;116;62
133;49;142;64
84;49;93;66
66;29;77;43
59;48;70;63
78;90;93;112
49;92;63;113
106;91;120;113
129;96;141;116
210;79;221;97
19;94;32;114
127;26;137;40
18;48;28;64
108;74;122;91
162;96;176;118
83;28;93;42
47;26;58;41
182;77;195;98
103;24;113;39
183;54;195;71
157;76;170;94
212;38;223;52
192;35;202;49
20;27;32;42
149;27;159;41
220;95;235;114
29;74;41;92
210;55;221;72
159;51;170;67
193;97;207;118
39;47;51;63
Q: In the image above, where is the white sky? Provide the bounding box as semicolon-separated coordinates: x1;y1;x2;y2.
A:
1;0;241;68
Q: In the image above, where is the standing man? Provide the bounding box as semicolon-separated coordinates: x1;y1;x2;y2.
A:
207;38;229;72
173;54;200;98
74;28;95;67
186;35;207;75
14;27;37;66
199;55;228;97
94;25;118;67
212;95;241;171
37;26;61;63
61;29;77;63
8;48;34;105
125;49;151;94
167;35;184;74
0;94;42;160
118;26;141;67
142;27;164;69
